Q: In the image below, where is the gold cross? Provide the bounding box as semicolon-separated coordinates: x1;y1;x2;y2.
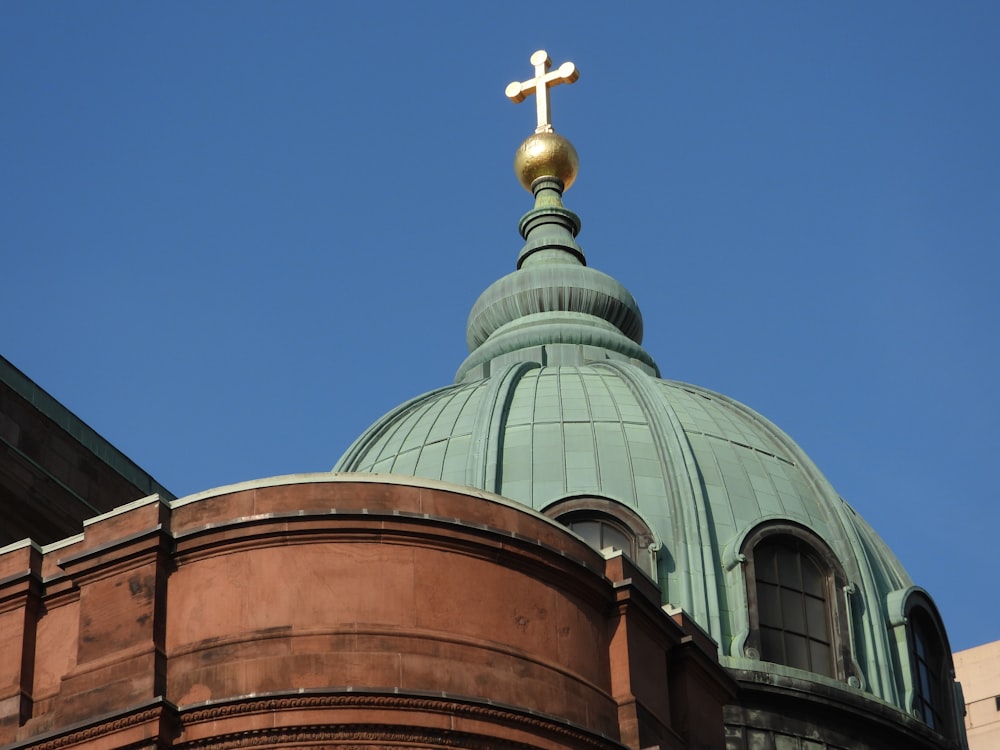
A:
505;50;579;134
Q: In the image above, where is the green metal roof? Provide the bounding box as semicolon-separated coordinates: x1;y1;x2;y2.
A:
334;163;945;718
336;361;914;701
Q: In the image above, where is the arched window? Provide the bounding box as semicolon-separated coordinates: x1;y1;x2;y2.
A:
752;536;834;676
910;608;947;730
560;513;636;558
741;523;853;681
888;588;958;738
891;592;957;737
543;496;657;577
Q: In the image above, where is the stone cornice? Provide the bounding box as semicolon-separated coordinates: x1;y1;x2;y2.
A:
56;526;172;586
178;691;623;750
171;507;610;608
726;667;962;750
6;698;174;750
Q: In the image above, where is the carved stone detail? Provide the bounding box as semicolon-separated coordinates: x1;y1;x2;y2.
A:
27;707;164;750
179;694;615;750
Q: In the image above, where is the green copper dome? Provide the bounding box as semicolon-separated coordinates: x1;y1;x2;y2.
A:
335;360;917;698
335;135;960;733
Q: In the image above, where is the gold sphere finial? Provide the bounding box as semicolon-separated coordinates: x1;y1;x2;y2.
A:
514;132;579;192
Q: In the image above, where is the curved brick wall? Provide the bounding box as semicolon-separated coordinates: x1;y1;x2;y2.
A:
0;475;733;750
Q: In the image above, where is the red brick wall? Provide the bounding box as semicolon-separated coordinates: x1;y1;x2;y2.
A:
0;475;733;750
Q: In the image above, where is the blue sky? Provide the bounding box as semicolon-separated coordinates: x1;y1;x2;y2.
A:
2;3;998;652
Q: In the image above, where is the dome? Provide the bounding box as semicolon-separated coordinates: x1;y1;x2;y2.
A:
336;110;962;744
336;361;917;699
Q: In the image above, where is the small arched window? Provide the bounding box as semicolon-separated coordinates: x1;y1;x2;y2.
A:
560;513;636;558
895;593;957;738
543;496;656;577
888;588;959;738
741;523;853;681
910;608;947;730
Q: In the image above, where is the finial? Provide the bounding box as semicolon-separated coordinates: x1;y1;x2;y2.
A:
506;50;580;193
454;50;657;382
513;133;579;192
505;50;579;135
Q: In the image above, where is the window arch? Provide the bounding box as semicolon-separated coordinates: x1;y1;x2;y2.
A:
741;523;854;681
560;513;637;558
543;496;657;577
892;591;957;738
910;608;948;730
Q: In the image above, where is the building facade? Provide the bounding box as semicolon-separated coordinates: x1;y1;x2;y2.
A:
954;640;1000;749
0;52;968;750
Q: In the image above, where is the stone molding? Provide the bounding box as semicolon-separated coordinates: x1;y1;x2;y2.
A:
178;726;532;750
14;705;167;750
178;692;620;750
724;668;962;750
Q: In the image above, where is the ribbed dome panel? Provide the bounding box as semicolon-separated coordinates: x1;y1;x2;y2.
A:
330;138;951;720
335;361;917;710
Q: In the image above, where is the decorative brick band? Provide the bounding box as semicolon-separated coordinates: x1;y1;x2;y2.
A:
178;724;530;750
179;692;620;750
22;706;166;750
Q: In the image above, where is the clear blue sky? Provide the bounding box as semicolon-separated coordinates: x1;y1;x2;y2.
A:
3;3;998;652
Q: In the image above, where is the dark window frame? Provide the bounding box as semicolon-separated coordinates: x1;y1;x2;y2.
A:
903;593;956;738
741;522;854;682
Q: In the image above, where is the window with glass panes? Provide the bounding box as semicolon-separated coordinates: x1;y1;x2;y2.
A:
911;609;947;731
753;538;834;677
